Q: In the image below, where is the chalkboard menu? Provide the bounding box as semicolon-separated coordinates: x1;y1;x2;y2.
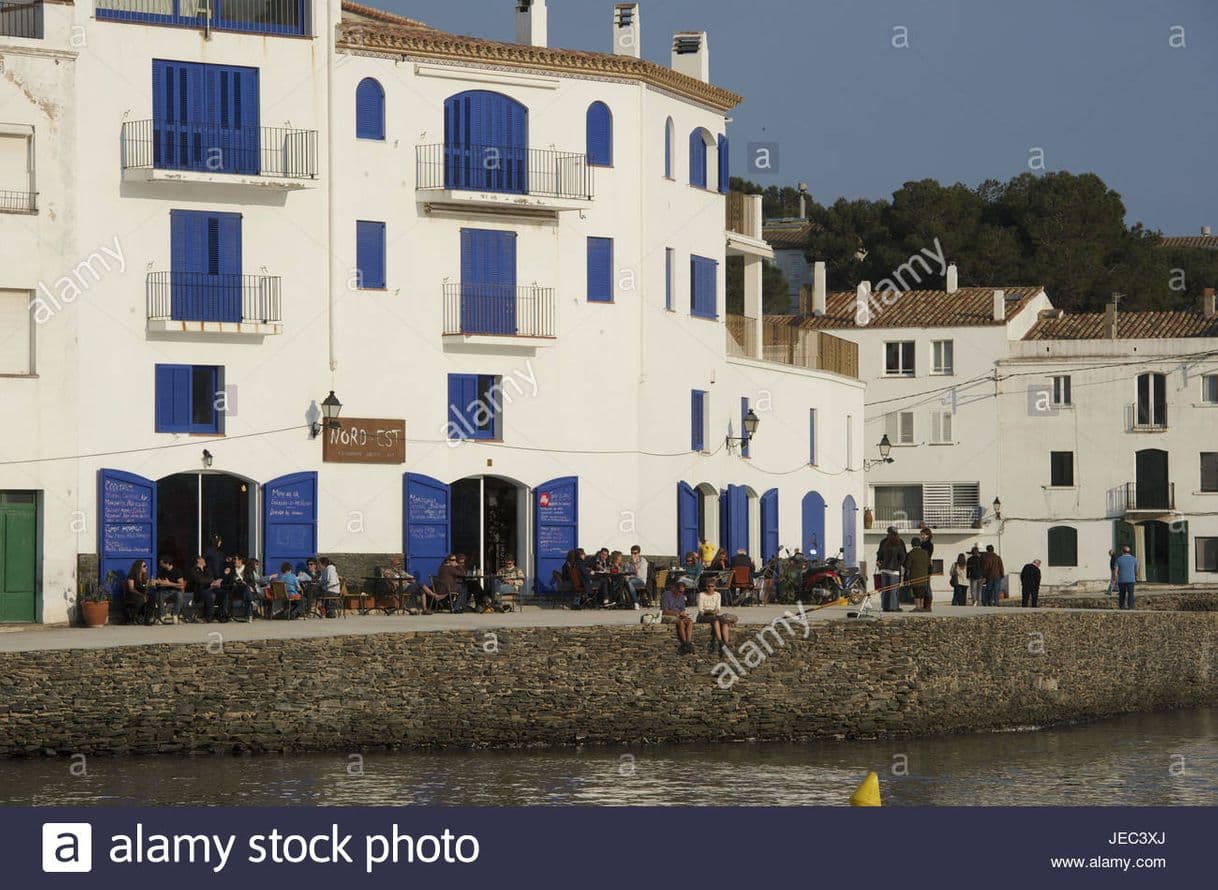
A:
267;485;314;520
537;485;575;524
323;418;406;464
101;475;154;554
409;489;448;523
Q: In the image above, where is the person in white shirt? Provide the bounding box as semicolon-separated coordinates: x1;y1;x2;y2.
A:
318;556;341;618
697;577;735;655
624;545;649;609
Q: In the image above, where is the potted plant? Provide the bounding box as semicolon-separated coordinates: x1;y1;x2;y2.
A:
79;574;117;628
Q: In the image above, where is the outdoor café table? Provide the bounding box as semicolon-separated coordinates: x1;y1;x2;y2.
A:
361;577;409;614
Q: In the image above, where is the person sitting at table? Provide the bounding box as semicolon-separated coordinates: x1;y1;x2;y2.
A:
584;547;611;607
607;550;633;609
220;554;257;622
184;554;219;623
493;556;524;611
726;548;756;607
433;553;467;613
454;553;488;611
272;561;305;618
710;548;730;572
153;554;186;624
697;576;736;656
123;559;151;625
676;551;703;592
624;545;649;609
661;577;694;655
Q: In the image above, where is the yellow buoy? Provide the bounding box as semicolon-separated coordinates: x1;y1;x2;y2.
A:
849;771;881;807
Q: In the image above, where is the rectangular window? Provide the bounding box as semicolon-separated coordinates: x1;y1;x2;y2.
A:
447;373;501;441
1203;374;1218;404
846;413;853;470
885;341;915;376
0;289;33;375
874;485;922;527
0;127;35;213
665;248;675;311
809;408;817;465
1053;374;1072;406
170;209;242;322
356;220;386;289
151;61;260;175
922;482;981;528
931;340;954;375
1051;451;1075;487
1202;453;1218;493
930;411;953;445
691;390;706;452
1136;372;1167;428
155;364;222;433
690;255;718;319
740;397;751;458
587;237;614;302
1198;538;1218;572
885;410;914;445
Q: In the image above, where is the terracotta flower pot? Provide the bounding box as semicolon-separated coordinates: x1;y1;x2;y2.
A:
81;601;110;628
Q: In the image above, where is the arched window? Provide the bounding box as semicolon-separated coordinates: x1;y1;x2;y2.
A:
443;90;529;194
717;133;730;194
355;78;385;140
689;128;710;188
586;101;613;167
664;116;675;179
1047;526;1078;567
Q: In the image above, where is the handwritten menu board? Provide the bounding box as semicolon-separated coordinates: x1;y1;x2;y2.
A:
323;418;406;464
409;489;448;523
537;486;575;525
267;485;314;521
101;476;153;554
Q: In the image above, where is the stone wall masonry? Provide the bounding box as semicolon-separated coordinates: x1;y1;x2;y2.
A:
0;612;1215;757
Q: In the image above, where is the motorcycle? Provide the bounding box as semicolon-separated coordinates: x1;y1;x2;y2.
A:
802;549;867;606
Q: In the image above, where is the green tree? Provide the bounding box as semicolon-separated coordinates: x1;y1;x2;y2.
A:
726;257;792;315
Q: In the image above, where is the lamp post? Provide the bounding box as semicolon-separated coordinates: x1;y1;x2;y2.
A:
726;408;760;451
992;496;1002;520
201;449;214;469
863;434;895;470
311;391;343;438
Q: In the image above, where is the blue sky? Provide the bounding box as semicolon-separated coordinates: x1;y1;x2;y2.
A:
378;0;1217;234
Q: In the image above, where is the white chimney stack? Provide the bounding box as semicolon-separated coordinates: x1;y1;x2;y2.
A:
1104;302;1118;338
813;261;827;317
516;0;547;48
993;289;1006;322
672;31;709;83
1203;287;1216;319
1203;225;1213;237
855;281;872;327
613;3;641;58
945;263;958;294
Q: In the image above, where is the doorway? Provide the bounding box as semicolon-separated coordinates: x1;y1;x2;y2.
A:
451;476;522;574
1135;449;1170;510
0;491;36;622
157;472;253;566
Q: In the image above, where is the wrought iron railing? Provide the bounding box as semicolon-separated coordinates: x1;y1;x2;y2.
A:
0;189;36;212
1110;482;1175;514
1128;401;1168;431
417;143;594;201
95;0;309;37
147;271;282;325
122;120;318;179
442;283;556;338
0;0;42;39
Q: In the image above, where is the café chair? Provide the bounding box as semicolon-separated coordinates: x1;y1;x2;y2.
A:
428;575;458;613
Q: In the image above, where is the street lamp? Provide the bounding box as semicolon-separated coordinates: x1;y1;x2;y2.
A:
201;449;213;469
992;496;1003;520
863;434;895;470
311;391;344;438
726;409;761;451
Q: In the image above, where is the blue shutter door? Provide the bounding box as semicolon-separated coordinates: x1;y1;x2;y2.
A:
263;473;318;575
98;470;157;604
842;495;858;565
235;66;260;174
689;130;706;187
740;397;750;458
151;60;168;168
586;102;611;166
587;237;612;302
214;212;242;322
444;91;528;193
447;374;472;439
760;489;779;562
403;474;451;588
718;489;729;551
717;134;730;194
677;482;699;559
153;61;203;171
535;477;578;595
155;364;192;432
690;390;704;451
356;79;384;140
691;256;718;318
728;485;749;555
460;229;517;334
801;492;826;558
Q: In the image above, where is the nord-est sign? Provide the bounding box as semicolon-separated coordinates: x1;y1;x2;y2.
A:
322;418;406;465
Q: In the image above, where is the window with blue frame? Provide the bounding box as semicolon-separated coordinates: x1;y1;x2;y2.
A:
356;220;386;289
740;397;751;458
689;129;708;188
665;248;675;311
152;60;260;175
691;390;707;452
355;78;385;140
448;374;501;440
169;209;242;322
809;408;818;465
443;90;529;194
97;0;310;38
690;254;717;319
664;117;674;179
587;237;614;303
155;364;223;434
717;134;730;193
586;101;613;167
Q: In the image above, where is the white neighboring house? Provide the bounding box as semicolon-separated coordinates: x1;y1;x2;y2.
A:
998;292;1218;588
0;0;865;624
762;219;815;313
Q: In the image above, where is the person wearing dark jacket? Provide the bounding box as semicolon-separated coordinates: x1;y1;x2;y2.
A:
1020;559;1042;608
919;527;935;561
905;538;933;611
979;545;1005;606
875;527;907;613
187;555;219;623
965;546;983;605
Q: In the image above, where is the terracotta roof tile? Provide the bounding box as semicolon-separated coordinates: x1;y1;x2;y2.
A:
1159;235;1218;250
769;286;1044;329
762;220;822;250
340;1;432;29
1024;310;1218;340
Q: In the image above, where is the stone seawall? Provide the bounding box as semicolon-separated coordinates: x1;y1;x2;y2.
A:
1;612;1215;757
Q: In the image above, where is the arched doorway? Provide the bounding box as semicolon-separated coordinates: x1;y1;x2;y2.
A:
156;471;255;569
801;491;826;559
444;90;529;193
842;495;858;565
451;475;526;575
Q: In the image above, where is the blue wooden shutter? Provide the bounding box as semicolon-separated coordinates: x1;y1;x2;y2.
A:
447;374;484;439
586;101;612;167
535;477;578;595
718;489;729;551
760;489;779;562
801;492;826;558
728;485;749;555
664;118;673;178
98;470;156;603
691;255;717;318
444;90;528;193
214;212;242;322
740;397;751;458
151;60;168;168
677;482;699;559
403;474;451;588
234;66;261;175
842;495;858;565
809;409;817;465
717;134;730;193
356;78;384;140
356;220;385;289
154;364;192;432
460;229;516;334
587;237;613;303
691;390;705;452
689;130;706;187
263;473;318;576
665;248;674;310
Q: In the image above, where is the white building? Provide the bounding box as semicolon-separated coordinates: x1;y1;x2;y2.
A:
0;0;864;624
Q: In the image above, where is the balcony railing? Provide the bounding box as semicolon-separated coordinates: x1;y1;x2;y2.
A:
872;504;983;530
726;314;757;358
727;317;859;378
417;143;594;201
1109;482;1176;515
147;271;282;325
1128;401;1168;432
0;189;36;213
95;0;310;37
726;191;762;239
122;120;318;180
442;283;556;339
0;0;42;39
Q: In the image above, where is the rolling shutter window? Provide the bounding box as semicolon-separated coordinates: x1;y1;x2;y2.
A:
665;248;674;311
587;237;613;303
355;78;385;140
717;134;729;194
356;220;386;289
664;117;674;179
931;411;953;444
809;408;817;465
886;411;914;445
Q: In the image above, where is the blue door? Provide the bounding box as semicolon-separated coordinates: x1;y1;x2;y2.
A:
263;473;317;575
535;477;578;595
719;489;729;551
460;229;517;335
152;61;259;175
171;210;242;322
722;484;748;555
444;90;528;194
98;470;157;603
403;474;451;589
677;482;699;560
760;489;779;562
842;495;858;566
801;492;826;559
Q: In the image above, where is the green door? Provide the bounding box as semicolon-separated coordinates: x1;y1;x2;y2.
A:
1144;521;1170;583
1169;521;1189;586
1114;520;1136;555
0;493;37;623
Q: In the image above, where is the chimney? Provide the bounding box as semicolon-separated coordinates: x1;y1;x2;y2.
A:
813;261;827;316
1203;287;1216;319
945;263;958;294
613;3;640;57
855;280;872;327
1104;302;1118;339
992;289;1006;322
516;0;547;47
672;31;709;83
1203;225;1212;237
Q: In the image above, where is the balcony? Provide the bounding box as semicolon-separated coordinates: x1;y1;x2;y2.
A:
0;188;36;213
0;0;41;39
1108;482;1176;518
726;315;859;379
726;192;772;258
95;0;310;37
121;120;318;189
871;504;984;532
726;314;757;359
1127;402;1168;432
416;144;594;214
441;283;556;348
147;271;282;336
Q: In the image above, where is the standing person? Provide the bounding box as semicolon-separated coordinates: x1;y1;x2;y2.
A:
919;527;935;561
966;545;983;605
905;538;932;612
203;535;225;580
875;526;907;613
318;556;341;618
661;578;694;655
1107;549;1118;595
949;554;968;606
980;545;1004;607
1115;546;1138;610
1020;559;1042;608
698;537;717;567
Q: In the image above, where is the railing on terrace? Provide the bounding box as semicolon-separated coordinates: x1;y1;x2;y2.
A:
761;321;859;378
95;0;310;37
726;191;762;239
147;271;282;325
417;143;594;201
0;0;42;39
442;283;556;338
122;120;318;180
726;314;757;358
0;189;36;212
1108;482;1175;515
872;504;982;530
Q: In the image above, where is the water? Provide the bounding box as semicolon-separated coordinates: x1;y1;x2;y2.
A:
1;708;1214;807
